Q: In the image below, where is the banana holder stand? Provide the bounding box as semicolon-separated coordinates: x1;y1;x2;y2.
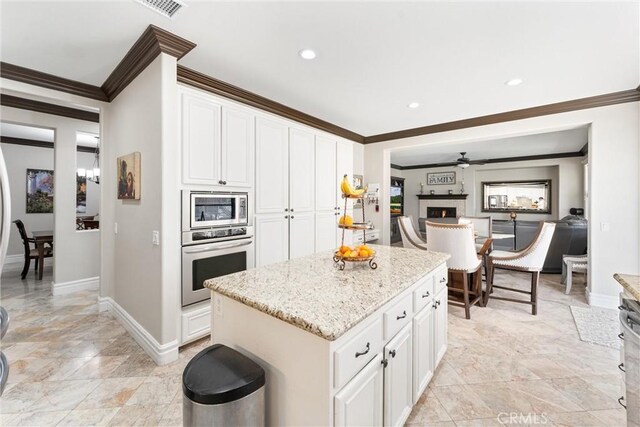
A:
333;188;378;271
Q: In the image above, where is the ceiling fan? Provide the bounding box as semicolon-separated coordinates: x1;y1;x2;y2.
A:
455;152;487;168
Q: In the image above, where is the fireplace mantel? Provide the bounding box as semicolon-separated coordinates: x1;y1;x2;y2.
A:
416;194;468;200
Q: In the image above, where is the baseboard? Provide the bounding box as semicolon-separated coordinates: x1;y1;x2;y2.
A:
585;289;619;310
97;296;179;365
52;276;99;296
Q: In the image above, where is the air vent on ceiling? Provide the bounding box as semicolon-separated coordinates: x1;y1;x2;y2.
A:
136;0;186;19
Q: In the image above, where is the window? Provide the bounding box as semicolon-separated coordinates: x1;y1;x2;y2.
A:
481;180;551;214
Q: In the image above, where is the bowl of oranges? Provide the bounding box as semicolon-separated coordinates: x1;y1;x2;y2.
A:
333;244;377;270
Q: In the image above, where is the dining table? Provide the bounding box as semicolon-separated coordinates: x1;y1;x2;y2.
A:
31;230;53;280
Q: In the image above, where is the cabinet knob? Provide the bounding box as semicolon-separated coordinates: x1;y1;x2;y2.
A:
218;180;224;185
285;215;289;219
290;209;294;212
223;181;227;185
381;358;388;368
389;349;396;358
285;208;289;212
291;216;295;219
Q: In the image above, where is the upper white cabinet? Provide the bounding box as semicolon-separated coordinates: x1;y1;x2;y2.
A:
256;117;289;214
181;89;254;188
221;106;254;188
181;92;221;185
315;136;337;212
289;128;315;213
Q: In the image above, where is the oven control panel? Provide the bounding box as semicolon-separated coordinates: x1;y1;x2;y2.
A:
184;226;251;245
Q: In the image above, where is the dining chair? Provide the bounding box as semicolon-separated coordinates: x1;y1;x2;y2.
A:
485;221;556;315
459;216;492;252
12;220;53;280
426;221;483;319
398;216;428;250
562;254;588;294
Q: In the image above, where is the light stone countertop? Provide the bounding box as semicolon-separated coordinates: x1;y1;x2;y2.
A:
615;273;640;301
204;245;450;341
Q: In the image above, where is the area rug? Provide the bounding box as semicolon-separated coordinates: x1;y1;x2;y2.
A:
570;305;620;349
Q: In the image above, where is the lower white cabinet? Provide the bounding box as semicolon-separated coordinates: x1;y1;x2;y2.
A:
316;211;337;252
255;214;289;267
384;323;414;427
433;286;448;366
334;354;384;427
289;211;315;259
412;304;434;403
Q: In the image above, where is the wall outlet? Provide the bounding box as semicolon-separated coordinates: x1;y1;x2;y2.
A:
215;297;223;317
152;230;160;245
600;222;610;232
114;222;118;234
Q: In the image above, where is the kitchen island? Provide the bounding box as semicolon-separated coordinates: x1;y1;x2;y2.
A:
205;245;450;426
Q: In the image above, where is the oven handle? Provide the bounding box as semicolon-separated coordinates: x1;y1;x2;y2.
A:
183;240;252;254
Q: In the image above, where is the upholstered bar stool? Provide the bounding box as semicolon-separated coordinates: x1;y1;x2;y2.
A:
485;222;556;315
426;221;483;319
398;216;428;250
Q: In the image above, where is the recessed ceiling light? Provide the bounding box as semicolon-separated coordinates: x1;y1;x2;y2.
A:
299;49;317;60
506;78;523;86
408;102;420;109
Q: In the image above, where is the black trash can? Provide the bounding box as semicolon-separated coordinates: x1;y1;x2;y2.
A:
183;344;265;426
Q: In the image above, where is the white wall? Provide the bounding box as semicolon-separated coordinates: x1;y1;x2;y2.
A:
364;102;639;308
0;143;54;257
101;53;180;361
400;157;584;223
0;107;100;285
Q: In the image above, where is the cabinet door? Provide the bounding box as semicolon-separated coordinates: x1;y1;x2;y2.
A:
315;136;337;212
255;214;289;267
289;211;315;260
315;211;337;253
334;353;383;427
412;305;434;404
181;92;221;185
336;141;354;216
289;128;315;213
384;323;413;427
221;106;254;188
256;118;289;214
433;286;448;367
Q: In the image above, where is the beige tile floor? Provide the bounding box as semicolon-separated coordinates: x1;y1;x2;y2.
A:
0;264;626;426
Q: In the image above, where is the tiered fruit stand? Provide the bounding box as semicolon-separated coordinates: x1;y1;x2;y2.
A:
333;193;377;270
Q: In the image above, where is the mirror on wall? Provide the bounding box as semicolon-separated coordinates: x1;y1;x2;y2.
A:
76;132;100;231
481;180;551;214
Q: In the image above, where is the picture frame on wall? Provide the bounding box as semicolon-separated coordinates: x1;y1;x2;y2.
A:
117;152;141;200
427;171;456;185
26;168;54;213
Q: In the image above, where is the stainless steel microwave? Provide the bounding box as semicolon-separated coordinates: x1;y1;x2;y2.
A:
182;191;248;231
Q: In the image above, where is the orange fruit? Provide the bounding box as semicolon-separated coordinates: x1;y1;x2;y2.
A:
359;250;368;257
339;245;350;253
349;251;359;258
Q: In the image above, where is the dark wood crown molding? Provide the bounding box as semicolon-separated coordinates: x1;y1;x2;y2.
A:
365;89;640;144
417;194;468;200
395;151;585;170
0;136;95;153
102;25;196;101
177;65;365;144
0;62;108;101
1;94;100;123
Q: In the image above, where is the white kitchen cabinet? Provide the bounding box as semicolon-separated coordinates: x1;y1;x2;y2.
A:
221;106;254;188
181;91;221;185
334;353;384;427
289;128;315;213
336;141;354;216
289;211;315;259
384;322;413;427
315;136;337;212
412;304;434;403
255;214;289;267
433;286;448;366
256;117;289;214
316;211;337;253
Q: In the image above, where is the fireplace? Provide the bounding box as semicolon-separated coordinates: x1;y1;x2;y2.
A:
427;207;457;218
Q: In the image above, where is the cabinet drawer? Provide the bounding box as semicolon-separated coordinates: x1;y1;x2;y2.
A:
413;275;434;313
434;266;448;293
384;293;413;341
334;317;383;389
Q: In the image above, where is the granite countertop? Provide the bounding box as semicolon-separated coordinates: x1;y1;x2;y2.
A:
615;273;640;301
205;245;450;341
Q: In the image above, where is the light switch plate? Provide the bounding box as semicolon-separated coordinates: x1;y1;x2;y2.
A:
114;222;118;234
152;230;160;245
600;222;610;232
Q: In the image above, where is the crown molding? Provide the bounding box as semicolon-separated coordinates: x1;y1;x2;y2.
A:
394;151;585;170
177;65;365;144
102;25;196;101
0;94;100;122
0;136;95;153
365;89;640;144
0;62;108;101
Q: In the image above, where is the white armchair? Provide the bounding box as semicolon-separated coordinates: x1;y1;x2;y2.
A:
426;221;483;319
398;216;428;250
486;222;556;315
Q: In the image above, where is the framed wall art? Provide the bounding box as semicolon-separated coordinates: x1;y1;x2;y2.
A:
26;168;54;213
117;152;141;200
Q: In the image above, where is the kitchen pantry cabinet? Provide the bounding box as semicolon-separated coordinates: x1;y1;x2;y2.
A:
180;89;254;188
